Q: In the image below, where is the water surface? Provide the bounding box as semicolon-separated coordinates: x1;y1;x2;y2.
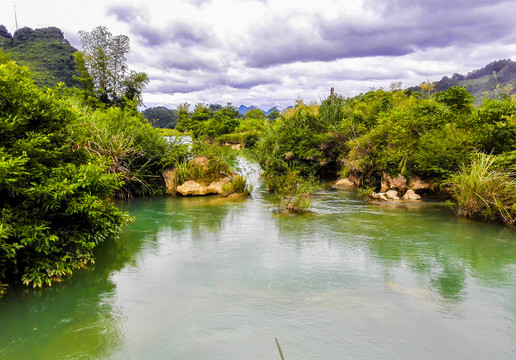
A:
1;169;515;359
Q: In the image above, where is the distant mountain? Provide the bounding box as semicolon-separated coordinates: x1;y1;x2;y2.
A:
408;59;516;102
238;105;293;116
0;25;80;88
237;105;259;116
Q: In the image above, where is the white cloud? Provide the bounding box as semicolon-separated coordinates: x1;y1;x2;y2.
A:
1;0;515;109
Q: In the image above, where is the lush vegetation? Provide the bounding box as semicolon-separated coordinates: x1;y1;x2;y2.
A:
450;153;516;225
0;58;131;289
78;26;149;107
2;23;515;301
0;26;80;88
408;59;516;103
164;85;515;219
143;106;178;128
0;47;188;293
247;87;513;219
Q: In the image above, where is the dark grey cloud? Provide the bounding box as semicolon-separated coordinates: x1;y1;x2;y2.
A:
132;25;168;47
159;56;219;71
223;77;280;89
150;81;208;94
107;4;214;49
241;0;516;68
106;4;146;23
168;22;214;48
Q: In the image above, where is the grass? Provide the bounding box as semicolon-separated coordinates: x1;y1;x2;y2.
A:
159;128;184;137
450;153;516;225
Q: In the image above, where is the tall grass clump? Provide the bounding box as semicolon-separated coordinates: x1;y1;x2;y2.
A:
267;171;318;213
450;153;516;225
222;174;253;196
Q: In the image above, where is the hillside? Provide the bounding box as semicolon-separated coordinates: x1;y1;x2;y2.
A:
142;106;178;128
409;59;516;102
0;25;80;88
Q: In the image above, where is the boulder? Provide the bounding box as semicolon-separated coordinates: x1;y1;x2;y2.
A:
207;177;233;195
372;192;388;201
175;177;234;196
162;169;176;195
390;174;408;191
176;181;211;196
334;178;355;188
402;189;421;200
381;172;408;192
385;190;400;200
408;176;435;192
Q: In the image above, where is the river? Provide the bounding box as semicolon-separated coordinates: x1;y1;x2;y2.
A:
1;160;515;359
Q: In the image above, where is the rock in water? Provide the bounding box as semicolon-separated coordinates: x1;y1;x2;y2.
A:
385;190;400;200
334;178;355;188
402;189;421;200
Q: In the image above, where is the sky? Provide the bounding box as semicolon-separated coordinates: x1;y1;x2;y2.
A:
1;0;516;110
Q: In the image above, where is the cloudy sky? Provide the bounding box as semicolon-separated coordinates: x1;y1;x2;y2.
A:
1;0;516;110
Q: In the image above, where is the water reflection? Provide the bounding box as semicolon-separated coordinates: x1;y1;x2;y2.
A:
0;265;122;359
1;177;515;359
277;188;516;305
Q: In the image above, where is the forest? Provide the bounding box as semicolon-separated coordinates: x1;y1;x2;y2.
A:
1;26;515;298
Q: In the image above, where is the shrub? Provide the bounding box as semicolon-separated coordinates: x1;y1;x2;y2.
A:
266;171;318;213
0;60;131;290
450;153;516;225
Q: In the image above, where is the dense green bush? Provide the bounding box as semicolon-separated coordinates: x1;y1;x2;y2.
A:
69;102;188;198
0;60;131;289
252;86;515;222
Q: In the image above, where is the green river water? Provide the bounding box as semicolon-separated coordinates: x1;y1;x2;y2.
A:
1;161;516;359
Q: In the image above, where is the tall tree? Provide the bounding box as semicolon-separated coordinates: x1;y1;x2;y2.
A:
78;26;148;106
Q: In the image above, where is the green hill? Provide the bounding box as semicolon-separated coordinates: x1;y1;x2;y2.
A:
409;59;516;102
0;25;80;88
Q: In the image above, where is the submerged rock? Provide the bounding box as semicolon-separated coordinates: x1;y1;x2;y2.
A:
402;189;421;200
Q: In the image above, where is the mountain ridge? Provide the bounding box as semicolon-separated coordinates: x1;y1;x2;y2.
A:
0;25;80;88
408;59;516;102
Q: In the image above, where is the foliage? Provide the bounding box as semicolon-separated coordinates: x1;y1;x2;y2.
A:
245;108;265;120
78;26;149;106
222;174;252;196
142;106;178;128
73;51;95;94
256;102;336;179
0;26;80;88
408;59;516;102
344;89;477;186
252;86;515;224
175;103;192;132
173;140;237;186
0;59;131;290
68;100;188;198
472;97;516;154
266;171;318;213
450;153;516;225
